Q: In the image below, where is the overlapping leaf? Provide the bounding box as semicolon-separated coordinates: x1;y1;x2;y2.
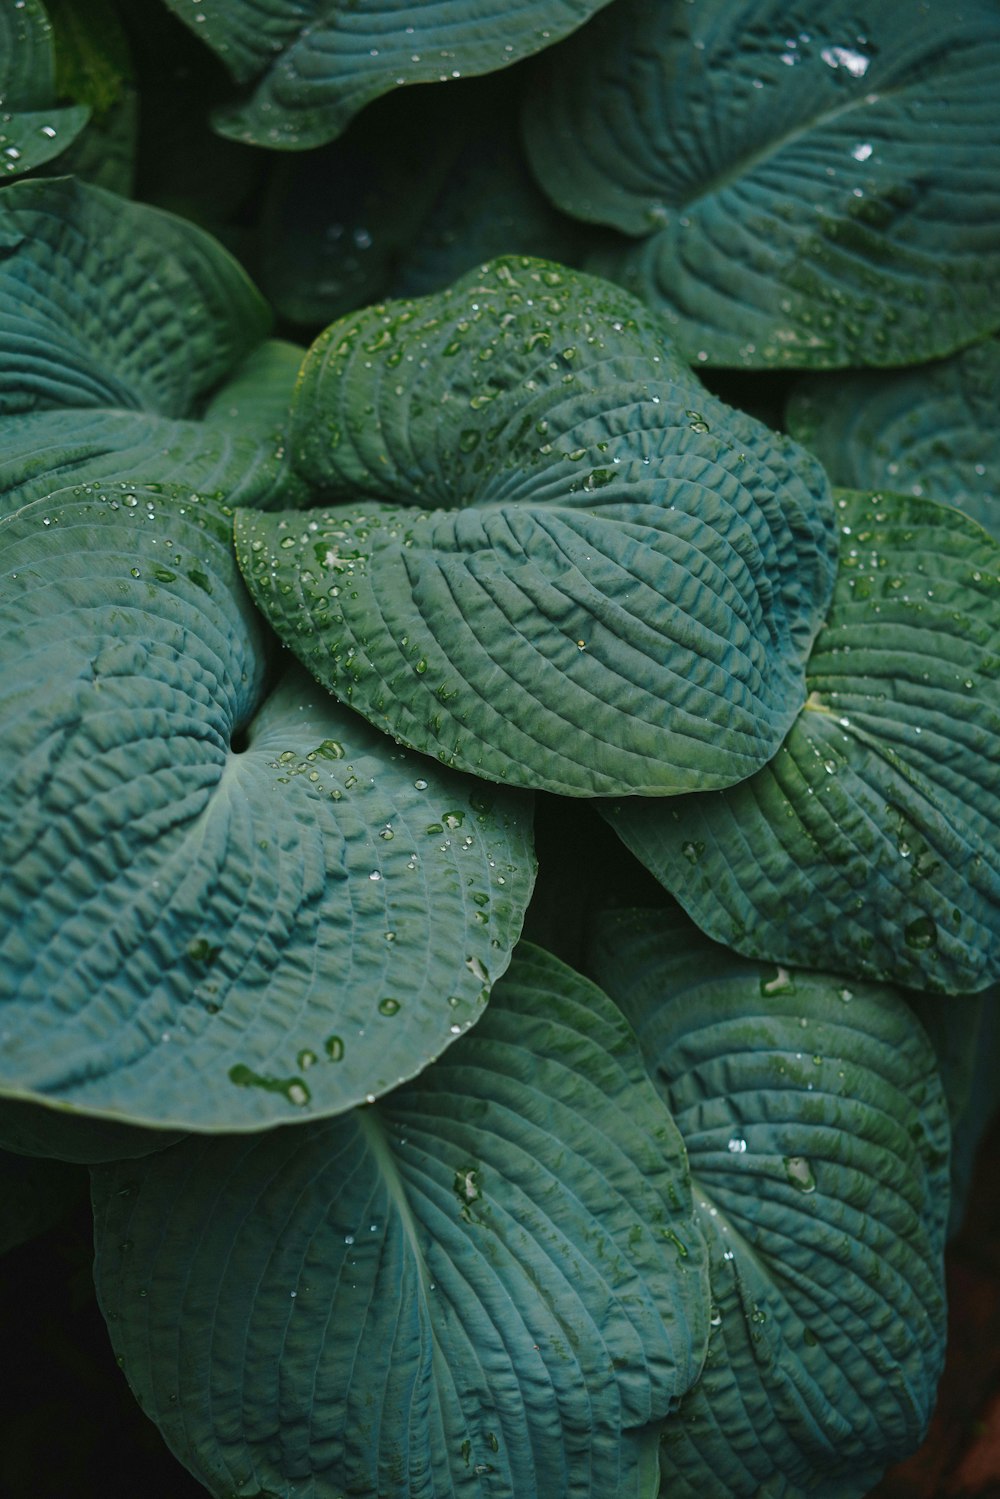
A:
589;907;950;1497
0;342;309;518
602;491;1000;992
236;257;836;797
523;0;1000;367
0;176;269;417
0;0;90;179
91;945;709;1499
0;483;534;1137
163;0;617;149
787;337;1000;540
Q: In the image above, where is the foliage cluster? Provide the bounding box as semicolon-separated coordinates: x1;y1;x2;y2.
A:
2;1;1000;1496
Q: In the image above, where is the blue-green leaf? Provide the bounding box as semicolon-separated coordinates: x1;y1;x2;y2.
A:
163;0;617;149
0;0;90;178
236;257;835;797
524;0;1000;368
786;337;1000;540
0;341;309;518
92;944;709;1499
0;176;270;417
602;491;1000;992
0;483;534;1133
589;906;950;1497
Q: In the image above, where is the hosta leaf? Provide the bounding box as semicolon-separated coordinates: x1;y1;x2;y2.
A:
0;176;270;417
0;342;309;518
236;258;835;797
163;0;617;149
589;906;950;1497
602;491;1000;992
0;0;89;178
92;944;709;1499
523;0;1000;368
0;483;534;1135
786;337;1000;540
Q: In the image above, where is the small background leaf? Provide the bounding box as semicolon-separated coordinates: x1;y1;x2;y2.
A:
786;336;1000;541
0;0;90;179
162;0;618;149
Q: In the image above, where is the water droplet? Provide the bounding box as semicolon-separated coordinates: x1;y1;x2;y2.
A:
783;1155;817;1193
378;996;401;1016
761;966;796;996
904;914;937;951
325;1034;345;1061
727;1135;747;1154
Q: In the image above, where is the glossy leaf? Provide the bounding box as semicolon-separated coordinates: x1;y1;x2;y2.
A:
603;491;1000;992
589;906;950;1497
524;0;1000;368
0;484;534;1133
787;337;1000;540
0;0;90;178
163;0;617;149
0;176;270;417
236;257;836;797
92;944;709;1499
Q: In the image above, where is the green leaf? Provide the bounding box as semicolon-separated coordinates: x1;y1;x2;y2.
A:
0;483;534;1133
523;0;1000;368
91;944;709;1499
0;341;310;518
236;257;835;797
0;176;270;417
786;337;1000;540
162;0;617;149
0;0;90;178
589;906;950;1497
602;490;1000;992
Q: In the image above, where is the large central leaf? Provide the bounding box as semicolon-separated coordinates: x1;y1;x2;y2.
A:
523;0;1000;368
0;484;534;1139
91;945;709;1498
236;257;835;797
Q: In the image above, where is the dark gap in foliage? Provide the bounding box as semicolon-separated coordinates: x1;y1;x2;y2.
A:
521;794;670;971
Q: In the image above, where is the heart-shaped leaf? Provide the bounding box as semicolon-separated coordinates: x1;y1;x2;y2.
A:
602;491;1000;992
524;0;1000;368
589;906;950;1497
236;257;836;797
0;483;534;1137
91;944;709;1499
0;176;270;418
787;336;1000;540
163;0;617;149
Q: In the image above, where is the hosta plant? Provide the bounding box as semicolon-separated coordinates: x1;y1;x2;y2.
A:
1;2;999;1497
